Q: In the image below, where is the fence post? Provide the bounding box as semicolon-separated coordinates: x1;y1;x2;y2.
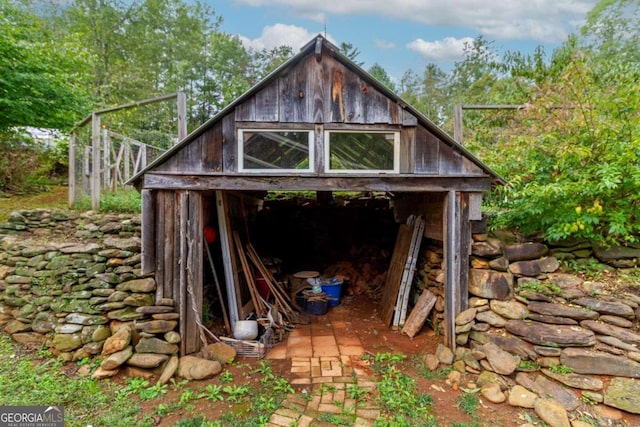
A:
91;113;101;211
68;134;76;208
177;92;187;143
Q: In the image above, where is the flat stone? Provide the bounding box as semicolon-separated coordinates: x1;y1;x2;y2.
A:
572;297;635;319
592;404;624;421
127;353;169;369
4;320;30;334
599;314;634;328
476;310;507;327
471;323;490;332
122;293;154;307
488;256;509;272
102;325;131;355
528;301;598;320
101;346;133;370
469;269;513;300
481;383;506;403
505;320;596;347
504;242;548;262
561;347;640;378
525;313;578;325
158;355;179;385
106;307;143;321
540;368;603;391
482;333;538;360
534;375;581;411
472;239;503;257
456;308;477;325
483;342;520;375
103;237;141;252
423;354;440;371
546;273;583;289
59;243;102;254
116;278;156;293
490;300;528;320
135;305;175;314
135;337;179;355
509;257;559;277
12;332;46;347
518;290;552;302
52;333;82;352
581;320;640;345
534;346;562;357
508;385;538;408
152;313;180;320
92;367;119;379
134;320;177;334
604;377;640;414
534;398;570;427
593;244;640;261
177;355;222;380
55;323;83;334
65;313;108;325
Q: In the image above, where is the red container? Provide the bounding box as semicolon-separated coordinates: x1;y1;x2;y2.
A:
255;277;270;300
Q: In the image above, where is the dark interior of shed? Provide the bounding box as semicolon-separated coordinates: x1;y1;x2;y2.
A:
200;190;439;336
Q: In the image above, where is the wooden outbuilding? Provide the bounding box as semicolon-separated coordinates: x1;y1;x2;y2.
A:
130;35;504;355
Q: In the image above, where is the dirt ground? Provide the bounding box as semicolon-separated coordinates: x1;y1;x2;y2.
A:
136;292;538;427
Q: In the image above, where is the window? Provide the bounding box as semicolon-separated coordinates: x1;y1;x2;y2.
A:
238;130;313;172
325;131;399;173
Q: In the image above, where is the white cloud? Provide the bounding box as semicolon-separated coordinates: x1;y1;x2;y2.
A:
233;0;597;43
406;37;474;62
238;23;336;52
375;39;396;49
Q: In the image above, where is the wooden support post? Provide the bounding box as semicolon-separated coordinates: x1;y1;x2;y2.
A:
91;113;101;211
68;134;76;208
178;192;188;355
103;129;110;189
141;189;155;275
177;92;187;143
123;139;131;183
453;104;463;143
444;191;471;350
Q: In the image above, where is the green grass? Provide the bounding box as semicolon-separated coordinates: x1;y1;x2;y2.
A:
0;335;147;427
74;189;141;213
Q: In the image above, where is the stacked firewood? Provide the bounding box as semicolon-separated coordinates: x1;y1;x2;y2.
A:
414;244;446;329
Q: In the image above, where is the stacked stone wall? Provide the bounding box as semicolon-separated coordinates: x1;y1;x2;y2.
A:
418;235;640;420
0;209;183;379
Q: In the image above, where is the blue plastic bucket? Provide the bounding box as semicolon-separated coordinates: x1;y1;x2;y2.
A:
321;280;343;307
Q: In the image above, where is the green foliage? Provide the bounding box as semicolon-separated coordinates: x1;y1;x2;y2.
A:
517;360;541;371
0;1;90;131
74;189;141;213
372;353;435;426
548;364;574;375
456;391;479;415
0;335;141;426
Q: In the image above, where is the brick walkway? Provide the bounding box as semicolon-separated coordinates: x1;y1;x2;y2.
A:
265;308;382;426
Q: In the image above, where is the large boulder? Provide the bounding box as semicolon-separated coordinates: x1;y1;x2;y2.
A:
509;257;559;277
504;242;548;262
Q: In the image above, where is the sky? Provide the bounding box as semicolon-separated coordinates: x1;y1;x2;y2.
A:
210;0;598;81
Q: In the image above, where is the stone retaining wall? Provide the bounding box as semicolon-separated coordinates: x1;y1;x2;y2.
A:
418;235;640;421
0;209;184;380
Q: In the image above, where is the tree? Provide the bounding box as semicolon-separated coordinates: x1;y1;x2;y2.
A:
368;63;396;92
339;42;363;67
0;0;90;131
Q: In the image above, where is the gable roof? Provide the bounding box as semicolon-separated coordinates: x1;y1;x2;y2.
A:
130;35;504;186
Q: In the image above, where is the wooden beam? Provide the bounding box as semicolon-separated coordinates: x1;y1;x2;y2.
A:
142;173;492;192
216;190;239;325
178;192;188;355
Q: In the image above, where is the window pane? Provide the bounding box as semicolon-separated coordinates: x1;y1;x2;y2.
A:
329;132;395;170
243;131;310;170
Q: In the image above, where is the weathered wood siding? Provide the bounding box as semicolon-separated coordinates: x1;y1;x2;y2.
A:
151;189;204;355
148;50;486;180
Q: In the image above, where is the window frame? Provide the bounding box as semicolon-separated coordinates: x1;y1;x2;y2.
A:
237;128;315;173
323;130;400;174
